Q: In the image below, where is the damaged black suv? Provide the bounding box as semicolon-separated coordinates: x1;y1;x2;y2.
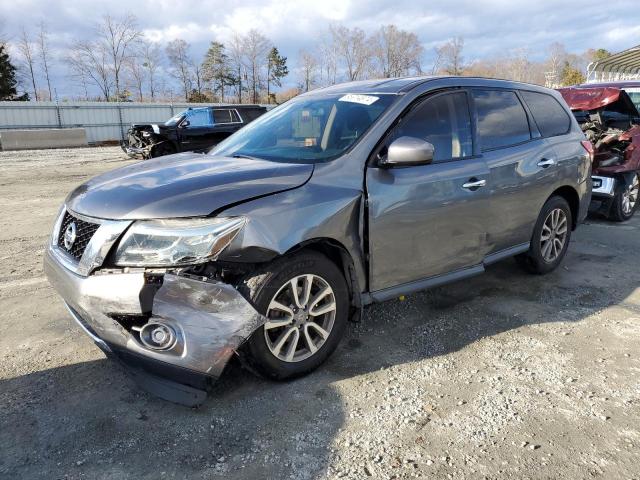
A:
123;105;266;159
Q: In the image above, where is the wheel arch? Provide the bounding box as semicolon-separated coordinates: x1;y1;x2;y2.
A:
549;185;580;230
285;237;363;316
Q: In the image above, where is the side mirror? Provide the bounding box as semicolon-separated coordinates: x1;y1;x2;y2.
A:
380;136;434;167
181;120;190;128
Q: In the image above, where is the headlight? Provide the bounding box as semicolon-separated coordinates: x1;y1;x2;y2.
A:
114;217;245;267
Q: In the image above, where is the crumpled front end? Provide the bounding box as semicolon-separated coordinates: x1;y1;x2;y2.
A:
121;124;169;159
44;207;267;406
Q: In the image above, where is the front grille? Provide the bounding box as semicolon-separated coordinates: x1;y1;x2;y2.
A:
57;211;100;260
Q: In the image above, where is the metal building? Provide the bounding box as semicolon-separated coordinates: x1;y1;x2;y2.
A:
586;45;640;83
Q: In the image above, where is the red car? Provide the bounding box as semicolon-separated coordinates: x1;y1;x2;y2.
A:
558;85;640;221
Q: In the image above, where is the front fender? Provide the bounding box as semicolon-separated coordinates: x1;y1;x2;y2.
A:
218;182;366;291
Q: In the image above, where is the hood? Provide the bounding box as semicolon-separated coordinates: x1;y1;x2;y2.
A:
66;153;314;220
558;87;640;116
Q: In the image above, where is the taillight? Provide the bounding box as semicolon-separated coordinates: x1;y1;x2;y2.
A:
581;140;594;163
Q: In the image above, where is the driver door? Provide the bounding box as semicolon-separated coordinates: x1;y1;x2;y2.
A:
179;108;215;151
366;90;492;292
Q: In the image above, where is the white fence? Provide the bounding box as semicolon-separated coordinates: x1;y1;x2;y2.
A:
0;101;265;144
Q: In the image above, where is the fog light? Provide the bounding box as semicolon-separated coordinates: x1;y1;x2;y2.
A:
139;322;177;351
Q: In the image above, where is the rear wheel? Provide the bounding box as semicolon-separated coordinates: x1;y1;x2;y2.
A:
516;196;572;274
609;174;639;222
238;251;349;380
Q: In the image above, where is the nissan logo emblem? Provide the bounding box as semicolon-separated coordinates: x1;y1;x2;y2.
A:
63;222;77;250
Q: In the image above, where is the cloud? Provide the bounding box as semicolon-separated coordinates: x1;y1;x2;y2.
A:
1;0;639;97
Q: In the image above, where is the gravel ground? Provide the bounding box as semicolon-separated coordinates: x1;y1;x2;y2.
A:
0;146;639;480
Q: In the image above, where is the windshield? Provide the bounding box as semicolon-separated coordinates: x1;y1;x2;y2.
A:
165;110;187;126
209;93;396;163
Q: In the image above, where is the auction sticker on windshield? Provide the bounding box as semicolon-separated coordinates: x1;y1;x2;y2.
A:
339;94;379;105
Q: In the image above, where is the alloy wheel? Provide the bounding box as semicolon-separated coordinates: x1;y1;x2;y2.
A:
264;274;337;362
540;208;568;263
622;175;639;215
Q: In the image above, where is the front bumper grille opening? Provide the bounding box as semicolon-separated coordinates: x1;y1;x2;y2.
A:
57;211;100;260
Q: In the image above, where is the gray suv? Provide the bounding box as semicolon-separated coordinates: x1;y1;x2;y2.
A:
44;77;592;405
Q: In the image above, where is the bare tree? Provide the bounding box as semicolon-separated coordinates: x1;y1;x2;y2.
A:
68;41;112;100
330;25;370;81
126;57;145;101
37;22;53;100
505;48;531;82
242;29;270;103
547;42;566;76
17;27;38;100
318;34;338;86
298;49;318;92
166;39;193;101
191;59;204;98
95;13;142;100
228;34;245;103
140;39;162;100
434;37;465;75
373;25;423;78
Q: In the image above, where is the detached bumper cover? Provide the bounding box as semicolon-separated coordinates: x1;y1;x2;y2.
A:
44;245;267;395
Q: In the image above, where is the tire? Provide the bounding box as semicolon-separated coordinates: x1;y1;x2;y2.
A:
515;196;572;275
238;251;349;380
609;174;639;222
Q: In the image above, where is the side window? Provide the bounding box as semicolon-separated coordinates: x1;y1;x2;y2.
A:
230;110;241;123
472;90;531;150
392;92;473;162
212;109;233;124
521;91;571;137
185;109;213;127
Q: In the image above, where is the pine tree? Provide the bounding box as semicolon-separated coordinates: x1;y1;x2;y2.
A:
266;47;288;104
0;44;29;100
202;41;233;103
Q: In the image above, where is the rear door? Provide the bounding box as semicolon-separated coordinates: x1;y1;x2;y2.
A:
471;88;558;252
366;90;492;292
209;109;244;145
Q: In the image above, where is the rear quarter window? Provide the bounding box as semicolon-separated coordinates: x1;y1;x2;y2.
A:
212;109;233;123
521;91;571;137
472;89;531;151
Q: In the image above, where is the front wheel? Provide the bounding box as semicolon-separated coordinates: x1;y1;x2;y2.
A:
609;174;639;222
238;251;349;380
516;196;572;274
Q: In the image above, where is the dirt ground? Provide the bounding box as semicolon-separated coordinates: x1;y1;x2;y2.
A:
0;146;638;480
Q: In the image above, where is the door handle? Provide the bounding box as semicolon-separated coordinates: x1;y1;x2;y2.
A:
462;179;487;190
537;158;556;168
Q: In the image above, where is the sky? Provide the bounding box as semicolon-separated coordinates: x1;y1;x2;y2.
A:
1;0;639;98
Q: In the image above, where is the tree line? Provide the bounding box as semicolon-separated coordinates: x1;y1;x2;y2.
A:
0;13;612;103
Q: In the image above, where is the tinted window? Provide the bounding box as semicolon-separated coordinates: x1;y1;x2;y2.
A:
521;91;571;137
230;110;241;122
185;108;213;127
213;109;233;123
473;90;531;150
392;92;473;162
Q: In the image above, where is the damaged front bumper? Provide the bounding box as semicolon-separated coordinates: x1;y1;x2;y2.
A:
44;245;266;406
120;141;150;159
